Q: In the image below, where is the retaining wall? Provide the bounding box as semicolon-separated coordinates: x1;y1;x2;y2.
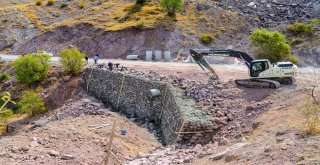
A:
82;68;216;145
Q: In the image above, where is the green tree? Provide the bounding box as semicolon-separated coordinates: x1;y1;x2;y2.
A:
250;29;291;63
59;48;85;75
18;91;46;116
160;0;182;16
13;52;51;84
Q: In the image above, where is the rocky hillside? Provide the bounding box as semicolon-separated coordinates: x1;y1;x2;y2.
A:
0;0;320;66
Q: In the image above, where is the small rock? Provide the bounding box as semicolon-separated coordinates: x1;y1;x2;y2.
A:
252;121;261;129
61;154;75;160
219;137;231;146
48;150;60;157
19;147;30;152
276;137;284;143
276;130;286;136
62;76;71;82
264;147;271;153
209;151;227;160
225;154;238;162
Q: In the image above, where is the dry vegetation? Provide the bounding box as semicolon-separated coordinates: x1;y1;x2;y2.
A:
0;0;249;38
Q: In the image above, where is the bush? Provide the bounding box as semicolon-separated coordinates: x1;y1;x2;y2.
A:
160;0;182;16
47;0;55;6
250;28;291;63
0;108;13;125
309;18;319;26
287;22;314;35
301;99;320;135
60;3;68;8
287;56;299;64
200;33;214;44
35;0;42;6
18;91;46;116
13;52;51;84
79;3;85;9
135;20;145;29
0;72;10;83
59;48;85;75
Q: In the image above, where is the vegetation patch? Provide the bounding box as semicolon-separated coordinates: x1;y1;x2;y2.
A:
301;99;320;135
287;55;299;64
12;51;51;84
290;38;304;46
47;0;55;6
0;72;10;83
35;0;42;6
287;22;314;35
18;90;46;116
59;48;85;75
250;28;291;63
199;33;214;44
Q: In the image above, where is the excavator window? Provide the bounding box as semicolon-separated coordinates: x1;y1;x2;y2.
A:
250;61;269;77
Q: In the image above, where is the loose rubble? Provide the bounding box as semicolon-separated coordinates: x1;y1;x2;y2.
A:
216;0;320;27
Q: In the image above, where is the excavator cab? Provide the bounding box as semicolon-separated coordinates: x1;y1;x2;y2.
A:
250;60;269;77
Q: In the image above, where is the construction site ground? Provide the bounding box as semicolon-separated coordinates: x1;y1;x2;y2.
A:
0;59;319;165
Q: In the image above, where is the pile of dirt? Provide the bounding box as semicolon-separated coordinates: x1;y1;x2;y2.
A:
0;92;161;165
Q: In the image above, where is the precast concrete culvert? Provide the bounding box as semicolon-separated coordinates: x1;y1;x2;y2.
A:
82;68;217;145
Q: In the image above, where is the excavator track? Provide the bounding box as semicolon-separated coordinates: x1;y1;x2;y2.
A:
235;78;281;89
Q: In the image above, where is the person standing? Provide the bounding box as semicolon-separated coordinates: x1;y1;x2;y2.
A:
108;61;113;71
94;54;99;64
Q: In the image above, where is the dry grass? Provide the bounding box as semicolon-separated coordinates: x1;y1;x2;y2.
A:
0;0;249;45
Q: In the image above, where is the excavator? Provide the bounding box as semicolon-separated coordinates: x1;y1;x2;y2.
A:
190;49;298;88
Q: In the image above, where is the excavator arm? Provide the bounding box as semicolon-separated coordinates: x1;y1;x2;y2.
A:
189;49;255;79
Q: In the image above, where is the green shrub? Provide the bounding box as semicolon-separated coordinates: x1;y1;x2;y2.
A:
309;18;319;26
160;0;182;16
79;3;85;9
287;22;314;35
47;0;55;6
60;3;68;8
13;52;51;84
250;28;291;63
135;20;145;29
200;33;214;44
0;108;13;125
0;72;10;83
35;0;42;6
59;48;85;75
287;56;299;64
18;91;46;116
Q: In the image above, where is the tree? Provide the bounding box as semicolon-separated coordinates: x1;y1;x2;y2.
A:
60;48;85;75
18;91;46;116
250;29;291;63
160;0;182;16
13;52;51;84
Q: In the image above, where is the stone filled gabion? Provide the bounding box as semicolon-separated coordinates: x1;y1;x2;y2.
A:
82;68;216;145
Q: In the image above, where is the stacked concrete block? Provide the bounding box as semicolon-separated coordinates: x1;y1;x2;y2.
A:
154;50;162;61
145;51;152;61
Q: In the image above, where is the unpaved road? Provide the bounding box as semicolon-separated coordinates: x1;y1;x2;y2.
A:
2;54;318;83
